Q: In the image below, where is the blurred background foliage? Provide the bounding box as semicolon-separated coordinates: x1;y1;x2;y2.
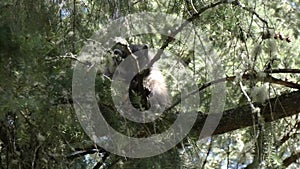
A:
0;0;300;168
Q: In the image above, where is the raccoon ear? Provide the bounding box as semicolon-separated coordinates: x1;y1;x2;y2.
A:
142;44;148;49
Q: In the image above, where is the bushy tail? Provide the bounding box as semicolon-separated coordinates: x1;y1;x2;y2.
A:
144;68;170;111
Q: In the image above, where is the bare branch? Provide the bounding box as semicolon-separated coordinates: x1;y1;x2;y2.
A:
166;72;300;111
264;69;300;74
149;0;231;68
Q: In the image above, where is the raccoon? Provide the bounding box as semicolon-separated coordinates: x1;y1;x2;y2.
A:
106;43;170;112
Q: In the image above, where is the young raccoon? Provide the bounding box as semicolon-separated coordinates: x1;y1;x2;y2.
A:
107;44;170;112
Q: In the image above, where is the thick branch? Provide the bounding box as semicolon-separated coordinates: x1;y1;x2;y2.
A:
283;151;300;167
192;90;300;138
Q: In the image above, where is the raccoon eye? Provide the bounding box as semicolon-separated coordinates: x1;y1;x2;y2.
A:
113;49;125;58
